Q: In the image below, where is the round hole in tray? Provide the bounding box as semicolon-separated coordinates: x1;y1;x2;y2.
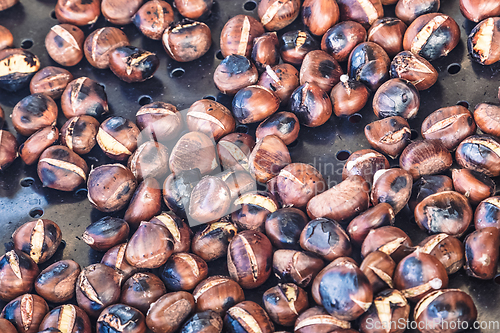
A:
348;113;362;124
410;129;419;140
447;63;461;75
74;188;88;199
29;207;44;218
138;95;152;106
336;150;351;161
50;10;57;19
236;125;249;133
203;95;216;101
171;67;185;78
21;39;33;49
244;0;257;11
20;177;35;187
457;100;470;109
216;50;224;60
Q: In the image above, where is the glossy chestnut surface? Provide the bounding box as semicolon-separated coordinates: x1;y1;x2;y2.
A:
109;46;159;83
321;21;366;63
181;310;223;333
342;149;389;185
262;283;308;326
336;0;384;28
368;18;407;57
160;252;208;291
360;251;396;294
30;66;73;99
150;212;192;253
256;111;299;145
468;17;500;66
82;216;130;252
390;51;438;90
169;131;218;175
409;175;453;211
475;196;500;230
347;203;395;245
45;24;84;67
251;32;280;72
101;243;138;281
0;294;49;333
294;306;351;333
361;226;414;262
128;141;169;181
265;207;308;250
84;27;130;69
257;64;299;105
97;304;146;333
97;116;140;161
38;304;91;333
55;0;100;26
460;0;500;22
364;116;411;158
163;20;211;63
60;115;99;155
61;77;108;118
132;0;174;40
418;233;465;275
400;140;453;179
193;276;245;314
302;0;339;36
163;169;202;219
12;93;58;137
35;259;81;303
280;30;318;65
396;0;440;24
299;50;343;93
289;82;332;127
220;15;264;58
124;178;162;229
136;101;182;143
224;301;274;333
371;168;412;214
146;291;195;333
300;218;352;261
175;0;213;20
373;78;420;119
12;218;62;264
0;49;40;92
214;55;259;95
248;135;291;183
331;74;369;117
273;249;324;288
452;169;495;206
455;134;500;177
348;42;390;91
474;103;500;137
464;227;500;280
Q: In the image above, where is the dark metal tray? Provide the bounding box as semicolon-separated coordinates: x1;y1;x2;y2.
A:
1;0;500;332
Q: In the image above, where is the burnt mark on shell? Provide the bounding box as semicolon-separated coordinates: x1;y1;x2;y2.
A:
318;60;337;79
50;147;70;160
37;261;69;283
132;277;151;292
105;117;128;132
420;25;454;61
80;0;94;4
40;167;58;186
221;55;251;75
303;6;312;20
54;35;65;48
390;176;408;192
24;95;48;116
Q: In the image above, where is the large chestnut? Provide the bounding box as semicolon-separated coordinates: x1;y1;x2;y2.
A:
35;259;81;303
390;51;438;90
456;134;500;177
12;93;58;137
368;18;407;57
0;294;49;333
409;175;453;211
302;0;339;36
418;233;465;275
248;135;291;183
224;301;274;333
331;74;369;117
265;207;308;250
364;116;411;158
83;27;130;69
321;21;366;63
60;115;99;155
232;85;280;124
290;82;332;127
300;218;352;261
280;30;319;65
146;291;195;333
464;227;500;280
348;42;390;91
12;218;62;264
186;99;235;141
273;249;324;288
460;0;500;22
61;77;108;118
371;168;413;214
163;20;211;62
124;178;162;229
97;304;146;333
256;111;300;145
169;131;218;175
193;276;245;314
452;168;495;206
136;101;182;144
38;304;91;333
82;216;130;252
0;49;40;92
191;220;238;261
220;15;264;58
263;283;308;327
257;64;300;105
400;140;453;179
300;50;343;93
97;116;140;161
160;253;208;291
189;176;231;224
214;55;259;95
373;78;420;119
132;0;174;40
258;0;300;31
45;24;84;67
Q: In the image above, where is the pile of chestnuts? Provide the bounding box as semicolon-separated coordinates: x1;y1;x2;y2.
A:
2;0;500;332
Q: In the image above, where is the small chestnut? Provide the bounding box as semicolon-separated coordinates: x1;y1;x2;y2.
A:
12;218;62;264
224;301;274;333
289;82;332;127
186;99;235;141
150;211;192;253
321;21;367;63
0;48;40;92
136;101;183;144
348;42;390;91
163;20;211;62
101;243;138;281
390;51;438;90
169;131;218;175
336;0;384;28
331;74;370;117
371;168;413;214
418;233;465;275
191;219;238;261
61;77;108;118
257;64;300;105
220;15;264;58
82;216;130;252
38;304;91;333
128;141;169;181
256;111;300;145
60;115;99;155
361;226;414;262
109;46;159;83
97;304;146;333
146;291;195;333
263;283;308;327
455;134;500;177
97;116;140;161
12;93;58;137
0;130;18;171
132;0;174;40
19;125;59;166
248;135;291;183
280;30;319;65
265;207;308;250
368;18;407;57
300;50;343;93
400;140;453;179
160;252;208;291
30;66;73;99
258;0;300;31
373;78;420;119
84;27;130;69
251;32;280;72
193;276;245;314
181;310;223;333
101;0;143;25
0;250;39;301
45;24;84;67
347;203;395;246
121;273;166;314
452;169;495;206
0;294;49;333
273;249;324;288
464;227;500;280
213;55;259;95
35;259;81;303
300;218;352;261
175;0;213;20
55;0;100;26
124;178;162;229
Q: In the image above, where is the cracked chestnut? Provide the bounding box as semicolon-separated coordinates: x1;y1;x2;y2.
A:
128;141;169;181
464;227;500;280
0;49;40;92
0;294;49;333
101;243;138;281
163;20;211;62
97;304;146;333
35;259;81;303
249;135;291;183
300;50;343;93
373;78;420;119
371;168;412;214
181;310;223;333
136;101;182;144
224;301;274;333
265;207;308;250
251;33;280;72
273;249;324;288
163;169;202;219
186;99;235;141
84;27;130;69
256;111;299;145
474;103;500;136
258;0;300;31
220;15;264;58
400;140;453;179
30;66;73;99
12;218;62;264
456;134;500;177
169;131;218;175
347;203;395;246
409;175;453;211
160;253;208;291
418;233;465;275
101;0;142;25
150;211;192;253
191;219;237;261
300;218;352;261
193;276;245;314
331;74;369;117
60;115;99;155
294;306;351;333
263;283;308;327
0;130;18;171
45;24;84;67
19;125;59;166
365;116;410;158
55;0;100;26
121;273;166;314
359;289;410;333
124;178;162;229
109;46;159;83
39;304;91;333
390;51;438;90
0;250;39;301
12;93;58;137
452;169;495;206
217;133;254;173
360;251;396;294
348;42;390;91
336;0;384;28
97;116;140;161
361;226;413;262
146;291;195;333
475;196;500;230
133;0;174;40
321;21;366;63
82;216;130;252
257;64;299;106
233;85;280;124
460;0;500;22
395;0;440;25
343;149;389;185
289;82;332;127
231;191;278;232
368;18;407;57
280;30;318;65
61;77;108;118
214;55;259;95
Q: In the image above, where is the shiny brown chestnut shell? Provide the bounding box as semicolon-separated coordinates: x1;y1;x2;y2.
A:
475;196;500;230
97;304;146;333
455;134;500;177
163;20;211;63
347;203;395;246
189;176;231;224
12;93;58;137
224;301;274;333
181;310;223;333
294;306;351;333
45;24;84;67
150;211;192;253
418;233;465;275
0;25;13;50
193;276;245;314
0;250;39;301
409;175;454;211
414;191;472;237
460;0;500;23
348;42;390;91
136;101;183;144
169;131;218;175
35;259;81;303
394;250;448;302
55;0;100;26
84;27;130;69
109;46;159;83
231;191;278;232
220;15;264;58
217;133;255;173
75;263;122;318
82;216;130;252
227;230;273;289
101;243;138;281
265;207;308;250
468;17;500;65
371;168;413;214
321;21;366;63
163;169;202;220
60;115;99;155
0;318;20;333
342;149;389;185
191;220;238;262
403;13;460;61
219;170;255;202
365;116;411;159
373;78;420;119
361;226;414;262
414;289;477;333
307;175;370;222
464;227;500;280
251;32;280;72
311;257;373;321
360;251;396;294
12;218;62;264
302;0;339;36
175;0;213;20
132;0;174;40
38;304;91;333
126;221;174;269
300;50;343;93
87;164;137;212
19;125;59;166
300;218;352;261
421;105;476;151
256;111;300;146
146;291;195;333
257;64;300;106
400;140;453;179
248;135;291;183
263;283;308;327
214;55;259;95
368;18;407;57
186;99;235;141
289;82;333;127
280;30;319;65
395;0;440;25
390;51;438;90
273;249;324;288
97;116;140;161
30;66;73;99
120;272;166;314
124;178;162;229
452;169;495;206
61;77;108;118
160;253;208;291
0;49;40;92
128;141;169;182
359;289;410;333
331;75;369;117
258;0;300;31
336;0;384;28
232;85;280;124
37;145;89;191
101;0;142;25
474;103;500;136
0;294;49;333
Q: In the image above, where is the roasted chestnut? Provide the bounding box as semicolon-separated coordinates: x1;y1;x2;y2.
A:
294;306;351;333
82;216;130;252
193;276;245;314
189;176;231;224
475;196;500;230
12;218;62;264
300;50;343;93
163;20;211;62
371;168;413;214
55;0;100;26
368;18;407;57
186;99;235;141
307;175;370;222
474;103;500;136
393;250;448;302
224;301;274;333
0;250;39;301
348;42;390;91
273;249;324;288
361;226;414;262
257;64;300;105
400;140;453;179
38;304;92;333
348;203;395;245
414;289;477;333
336;0;384;28
0;130;18;171
460;0;500;22
75;263;122;318
97;304;146;333
409;175;453;211
160;253;208;291
126;221;174;269
175;0;213;20
248;135;291;183
227;230;273;289
0;294;49;333
302;0;339;36
220;15;264;58
19;124;59;165
60;115;100;155
360;251;396;294
146;291;195;333
101;243;138;281
365;117;410;159
124;178;162;229
390;51;438;90
163;169;202;219
373;78;420;119
101;0;142;25
109;46;159;83
87;164;137;212
331;74;370;117
136;101;182;143
311;257;373;321
289;82;333;127
35;259;81;303
45;24;84;67
455;134;500;177
395;0;440;25
452;169;495;206
359;289;410;333
418;233;465;275
321;21;366;63
251;32;280;72
38;145;89;191
265;207;308;250
191;220;238;261
0;25;13;50
128;141;169;181
150;212;192;253
219;169;254;201
403;13;460;61
0;319;18;333
280;30;319;65
61;77;108;118
84;27;130;69
258;0;300;31
30;66;73;99
12;93;58;137
133;0;174;40
300;218;352;261
0;48;40;92
216;133;254;173
464;227;500;280
169;131;218;175
121;272;166;314
342;149;389;185
232;85;280;124
256;111;299;146
213;55;259;95
97;116;140;161
263;283;308;327
181;310;223;333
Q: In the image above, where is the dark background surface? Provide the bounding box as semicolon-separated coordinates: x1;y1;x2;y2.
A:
1;0;500;332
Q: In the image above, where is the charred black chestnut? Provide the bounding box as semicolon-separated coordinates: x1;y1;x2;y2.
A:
280;30;319;65
109;46;159;83
321;21;367;63
289;82;332;127
348;42;390;91
163;20;211;62
61;77;108;118
373;78;420;119
82;216;130;252
300;218;352;261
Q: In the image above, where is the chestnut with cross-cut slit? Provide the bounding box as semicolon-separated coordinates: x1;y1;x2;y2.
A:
336;0;384;28
146;291;195;333
0;49;40;92
12;218;62;264
84;27;130;69
224;301;274;333
120;272;166;314
12;93;58;137
258;0;300;31
359;289;410;333
263;283;308;326
163;20;211;63
0;294;49;333
220;15;264;59
193;276;245;314
133;0;174;40
61;77;108;118
280;30;318;65
160;253;208;291
38;304;91;333
109;46;159;83
186;99;235;141
191;219;237;261
0;250;39;301
97;116;140;161
97;304;146;333
45;24;84;67
390;51;438;90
